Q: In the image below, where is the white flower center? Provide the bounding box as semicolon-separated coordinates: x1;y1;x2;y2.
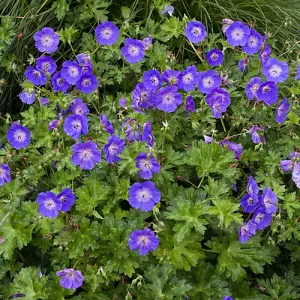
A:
14;130;26;142
269;65;282;78
203;76;214;88
211;53;218;61
192;27;201;36
102;28;112;39
41;35;53;46
109;144;118;154
248;36;258;47
231;28;244;41
150;76;158;86
72;121;82;130
80;149;92;160
250;83;260;96
163;93;174;103
183;73;193;84
129;46;139;56
45;199;55;210
138;235;149;245
137;188;151;202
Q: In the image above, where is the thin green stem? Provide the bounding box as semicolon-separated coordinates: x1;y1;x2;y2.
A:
197;176;205;189
221;118;227;132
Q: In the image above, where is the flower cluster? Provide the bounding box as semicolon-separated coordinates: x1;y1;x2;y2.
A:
239;176;277;243
280;152;300;187
36;188;76;218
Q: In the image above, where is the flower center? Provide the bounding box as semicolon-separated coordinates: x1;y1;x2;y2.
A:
269;65;282;78
262;85;270;93
69;66;79;77
102;28;112;39
42;35;52;46
250;84;260;95
60;196;67;203
57;78;64;86
42;62;50;71
72;121;82;130
232;28;244;40
150;77;158;85
109;144;118;154
137;189;151;202
129;46;139;56
80;149;92;159
203;76;214;88
14;130;26;142
211;53;218;61
33;71;41;78
192;27;201;36
83;79;91;87
45;199;55;210
183;73;193;84
163;93;174;103
248;36;258;47
138;235;149;245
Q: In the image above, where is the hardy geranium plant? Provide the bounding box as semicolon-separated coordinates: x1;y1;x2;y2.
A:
1;3;300;299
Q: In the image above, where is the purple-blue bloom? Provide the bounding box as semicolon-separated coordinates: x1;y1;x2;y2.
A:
245;77;262;101
135;152;160;179
240;194;261;214
103;135;125;164
205;88;231;119
242;28;263;55
280;160;293;172
25;66;47;86
256;81;278;105
259;43;271;64
128;181;161;211
132;82;155;112
76;53;92;67
252;207;272;230
276;98;290;124
100;114;114;135
247;175;259;196
223;297;233;300
34;27;59;54
198;70;221;94
206;49;224;67
71;141;101;170
95;21;120;46
119;97;127;109
0;164;11;186
56;268;84;289
292;162;300;188
221;140;243;160
19;91;35;104
36;191;62;218
76;74;98;94
238;58;249;72
262;58;289;83
261;187;278;214
156;85;182;113
238;222;257;244
225;21;250;47
36;56;57;75
186;95;195;115
143;70;162;91
162;5;174;16
142;36;153;51
185;21;207;44
39;97;49;106
51;72;71;93
61;61;82;84
121;38;145;64
178;66;200;92
295;65;300;80
128;228;159;255
64;114;88;140
249;125;265;144
48;113;62;131
71;98;89;115
142;122;154;147
57;188;76;213
122;118;141;142
204;135;213;144
7;123;30;149
162;70;180;85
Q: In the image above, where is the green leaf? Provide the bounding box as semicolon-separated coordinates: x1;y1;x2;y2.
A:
141;264;192;300
52;0;69;20
165;200;208;243
206;235;279;281
185;141;238;180
283;192;300;219
209;198;243;228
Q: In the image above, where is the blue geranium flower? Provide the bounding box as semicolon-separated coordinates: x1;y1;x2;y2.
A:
143;70;162;91
225;21;250;46
36;191;62;218
198;70;221;94
128;228;159;255
36;56;57;75
135;152;160;179
25;66;47;86
56;268;84;289
34;27;59;54
61;61;82;84
6;123;30;149
103;135;125;163
63;114;88;140
121;38;145;64
242;28;263;55
156;85;182;112
206;49;224;66
95;21;120;46
75;74;98;94
184;21;207;43
19;91;35;104
51;72;71;93
262;58;289;83
57;188;76;213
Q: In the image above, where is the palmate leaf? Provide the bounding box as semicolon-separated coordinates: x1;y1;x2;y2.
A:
165;200;208;243
188;261;229;299
208;198;243;229
257;272;300;300
206;235;279;281
154;225;205;271
8;267;48;300
140;264;191;300
184;141;238;180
